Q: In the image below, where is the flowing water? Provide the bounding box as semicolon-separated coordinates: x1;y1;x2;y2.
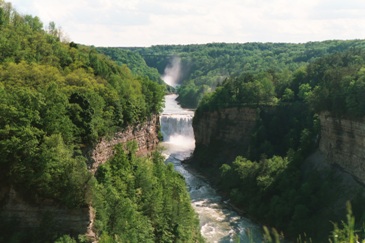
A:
160;94;263;243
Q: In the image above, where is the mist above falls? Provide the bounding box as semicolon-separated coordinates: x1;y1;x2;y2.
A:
161;56;182;88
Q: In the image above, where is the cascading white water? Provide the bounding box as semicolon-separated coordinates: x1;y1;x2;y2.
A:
160;94;263;243
160;114;195;151
160;114;194;139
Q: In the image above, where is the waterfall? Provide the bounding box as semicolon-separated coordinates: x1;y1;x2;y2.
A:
160;94;195;152
160;114;194;140
160;94;262;242
160;113;195;152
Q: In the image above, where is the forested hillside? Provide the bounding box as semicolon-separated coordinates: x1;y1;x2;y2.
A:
93;44;365;242
192;48;365;241
96;47;163;84
91;144;203;243
122;41;365;107
0;1;202;242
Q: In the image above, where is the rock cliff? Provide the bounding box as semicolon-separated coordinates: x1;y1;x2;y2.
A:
0;115;160;241
0;186;93;236
192;107;258;165
194;107;257;147
90;115;160;174
193;108;365;185
319;112;365;184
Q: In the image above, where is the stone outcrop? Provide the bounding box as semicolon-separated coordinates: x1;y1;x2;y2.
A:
0;186;90;236
193;107;258;148
90;115;160;174
192;107;258;166
193;108;365;185
319;112;365;184
0;115;160;241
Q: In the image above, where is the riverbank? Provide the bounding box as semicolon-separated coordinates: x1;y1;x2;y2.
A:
182;157;262;223
186;145;365;242
161;94;263;242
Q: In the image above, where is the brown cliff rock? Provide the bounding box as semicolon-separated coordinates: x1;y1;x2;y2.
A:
0;115;160;242
90;115;160;174
319;112;365;184
194;107;258;148
192;107;258;166
0;186;91;237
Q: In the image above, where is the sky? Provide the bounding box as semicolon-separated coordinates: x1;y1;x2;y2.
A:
8;0;365;47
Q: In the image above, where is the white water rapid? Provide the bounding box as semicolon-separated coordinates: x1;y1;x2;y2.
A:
160;94;263;243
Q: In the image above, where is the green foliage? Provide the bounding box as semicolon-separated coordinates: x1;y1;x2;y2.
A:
54;235;77;243
93;144;204;243
96;47;163;84
238;203;365;243
0;1;167;241
196;73;276;112
127;41;365;107
262;226;284;243
217;150;342;241
302;49;365;118
191;47;365;241
195;48;365;118
330;202;365;243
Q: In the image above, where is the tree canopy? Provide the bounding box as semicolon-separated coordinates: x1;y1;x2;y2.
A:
0;4;166;202
190;47;365;241
0;2;202;242
120;40;365;107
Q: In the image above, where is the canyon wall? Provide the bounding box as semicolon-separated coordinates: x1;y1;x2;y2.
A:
192;107;258;165
319;112;365;184
90;115;160;174
193;107;365;185
194;107;258;147
0;186;94;238
0;115;160;240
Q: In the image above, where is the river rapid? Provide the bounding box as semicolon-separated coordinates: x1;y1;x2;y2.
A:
160;94;263;243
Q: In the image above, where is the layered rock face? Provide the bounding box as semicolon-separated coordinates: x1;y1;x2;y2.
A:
319;112;365;184
0;115;160;240
0;186;92;237
90;115;160;174
193;107;258;165
194;107;258;148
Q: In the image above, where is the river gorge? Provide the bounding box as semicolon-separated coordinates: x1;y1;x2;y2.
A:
160;94;263;242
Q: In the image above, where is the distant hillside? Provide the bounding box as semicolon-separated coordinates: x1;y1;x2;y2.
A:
0;1;202;242
96;47;163;84
190;48;365;241
125;40;365;107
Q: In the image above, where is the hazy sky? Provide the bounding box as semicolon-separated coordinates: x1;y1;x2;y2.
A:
9;0;365;47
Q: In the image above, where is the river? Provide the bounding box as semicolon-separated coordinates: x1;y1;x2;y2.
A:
160;94;263;243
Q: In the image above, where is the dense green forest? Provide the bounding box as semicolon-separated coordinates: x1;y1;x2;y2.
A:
0;1;202;242
191;49;365;241
92;144;203;243
96;47;163;84
3;0;365;242
103;40;365;241
120;40;365;108
197;48;365;117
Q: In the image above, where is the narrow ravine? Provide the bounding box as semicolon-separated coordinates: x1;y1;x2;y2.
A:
160;94;263;243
